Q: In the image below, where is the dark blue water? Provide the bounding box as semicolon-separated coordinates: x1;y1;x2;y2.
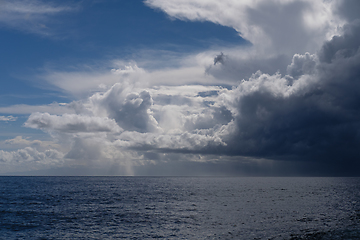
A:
1;177;360;239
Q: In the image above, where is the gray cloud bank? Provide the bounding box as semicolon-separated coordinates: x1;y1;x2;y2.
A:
208;21;360;163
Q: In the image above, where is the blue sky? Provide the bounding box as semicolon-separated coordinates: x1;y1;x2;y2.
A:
0;0;244;104
0;0;360;176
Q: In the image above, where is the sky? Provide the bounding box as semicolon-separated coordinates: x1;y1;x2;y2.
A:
0;0;359;176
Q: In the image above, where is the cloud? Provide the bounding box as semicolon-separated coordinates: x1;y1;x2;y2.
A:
142;0;348;85
318;20;360;64
4;0;359;175
22;17;360;173
89;83;159;133
0;147;64;173
39;60;223;98
145;0;344;55
335;0;360;22
60;18;360;173
41;63;145;97
4;136;60;149
25;112;122;133
201;20;360;168
0;115;17;121
0;147;63;163
18;81;232;175
0;0;76;35
286;52;317;78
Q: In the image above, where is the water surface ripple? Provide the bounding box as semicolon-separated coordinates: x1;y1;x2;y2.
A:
0;177;359;239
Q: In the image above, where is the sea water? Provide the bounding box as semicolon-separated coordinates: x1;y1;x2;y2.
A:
0;177;360;239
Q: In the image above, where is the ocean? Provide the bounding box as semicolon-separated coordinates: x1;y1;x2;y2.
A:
0;177;359;239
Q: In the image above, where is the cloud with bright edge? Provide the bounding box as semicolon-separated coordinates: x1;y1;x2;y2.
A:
2;0;360;175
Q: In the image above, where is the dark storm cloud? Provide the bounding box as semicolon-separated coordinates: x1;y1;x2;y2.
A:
335;0;360;22
200;21;360;172
318;20;360;64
